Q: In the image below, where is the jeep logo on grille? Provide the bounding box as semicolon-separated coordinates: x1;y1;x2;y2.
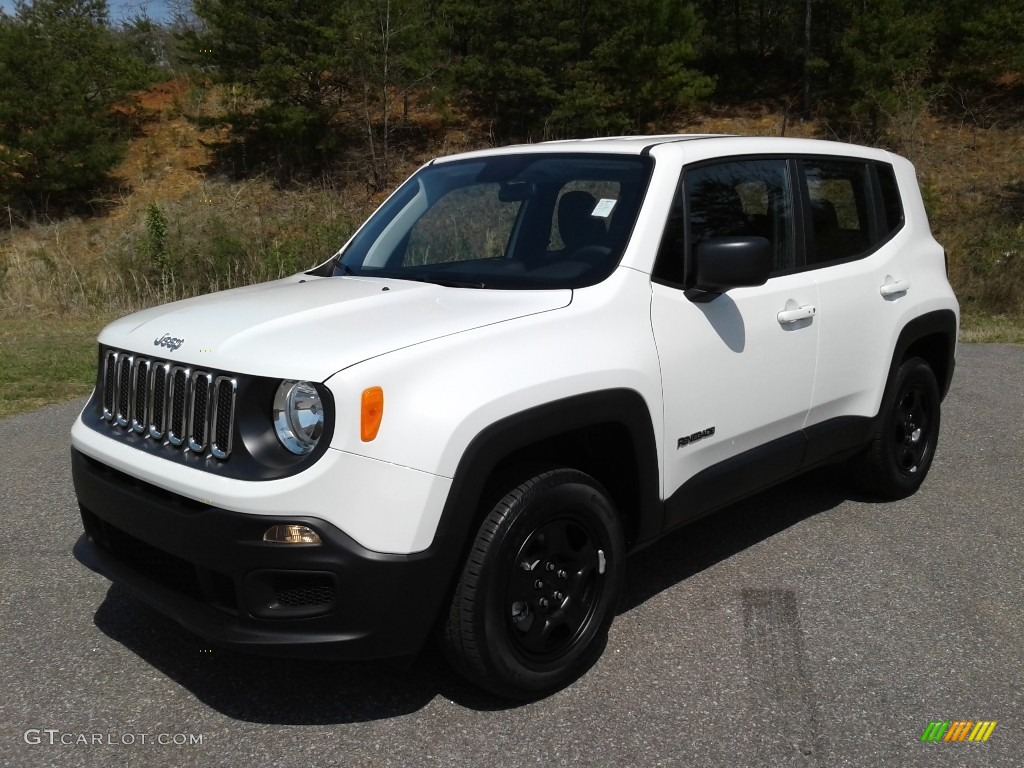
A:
154;333;185;352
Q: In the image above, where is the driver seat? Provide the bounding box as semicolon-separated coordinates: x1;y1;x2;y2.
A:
556;191;607;256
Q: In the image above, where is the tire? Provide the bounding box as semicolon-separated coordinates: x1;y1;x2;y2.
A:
857;356;941;499
442;468;625;699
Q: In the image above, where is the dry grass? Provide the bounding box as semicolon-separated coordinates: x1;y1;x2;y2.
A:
907;115;1024;318
0;80;374;317
960;312;1024;343
679;106;822;139
0;177;367;315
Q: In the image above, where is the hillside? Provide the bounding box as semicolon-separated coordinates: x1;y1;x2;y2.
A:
5;79;1023;316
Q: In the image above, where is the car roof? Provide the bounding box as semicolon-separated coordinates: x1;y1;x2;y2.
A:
431;134;896;163
431;135;725;161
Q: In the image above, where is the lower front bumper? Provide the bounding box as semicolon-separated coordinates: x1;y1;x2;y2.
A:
71;448;453;659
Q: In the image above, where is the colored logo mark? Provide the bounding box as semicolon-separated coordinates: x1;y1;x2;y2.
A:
920;721;997;742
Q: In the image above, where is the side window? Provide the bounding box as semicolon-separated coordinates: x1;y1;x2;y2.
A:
654;159;795;285
686;161;795;274
688;159;796;274
802;160;876;264
653;156;907;285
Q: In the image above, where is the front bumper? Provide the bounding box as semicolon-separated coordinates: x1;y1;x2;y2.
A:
71;448;452;659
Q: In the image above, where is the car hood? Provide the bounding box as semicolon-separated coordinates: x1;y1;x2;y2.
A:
98;274;572;381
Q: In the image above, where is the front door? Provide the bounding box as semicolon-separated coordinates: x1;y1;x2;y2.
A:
650;158;819;525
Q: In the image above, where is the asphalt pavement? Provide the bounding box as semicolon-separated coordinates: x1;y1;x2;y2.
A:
1;343;1021;767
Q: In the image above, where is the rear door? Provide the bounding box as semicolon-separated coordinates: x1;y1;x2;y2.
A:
800;158;910;428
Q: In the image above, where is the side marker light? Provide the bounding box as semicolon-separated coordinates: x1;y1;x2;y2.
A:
361;386;384;442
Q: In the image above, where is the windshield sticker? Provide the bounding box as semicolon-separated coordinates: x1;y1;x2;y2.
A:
591;198;617;218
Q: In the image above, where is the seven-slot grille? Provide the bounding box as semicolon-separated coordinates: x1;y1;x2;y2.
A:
100;349;236;459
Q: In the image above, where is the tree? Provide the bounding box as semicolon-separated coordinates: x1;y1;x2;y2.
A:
935;0;1024;90
444;0;712;140
345;0;444;189
117;15;175;71
186;0;349;174
187;0;445;182
555;0;713;135
0;0;157;216
693;0;808;103
832;0;934;140
443;0;576;139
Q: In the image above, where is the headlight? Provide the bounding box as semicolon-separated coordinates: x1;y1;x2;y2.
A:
273;380;325;455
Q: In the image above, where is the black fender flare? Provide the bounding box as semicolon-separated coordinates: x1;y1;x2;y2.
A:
416;389;662;631
888;309;958;401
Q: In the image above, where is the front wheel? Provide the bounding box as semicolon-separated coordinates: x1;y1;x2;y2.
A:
441;469;624;699
857;356;941;499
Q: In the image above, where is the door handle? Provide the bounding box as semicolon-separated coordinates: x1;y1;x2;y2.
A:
777;304;817;324
880;279;910;297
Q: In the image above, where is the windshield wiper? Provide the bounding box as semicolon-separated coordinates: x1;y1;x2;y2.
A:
404;274;487;289
339;267;486;288
432;278;487;289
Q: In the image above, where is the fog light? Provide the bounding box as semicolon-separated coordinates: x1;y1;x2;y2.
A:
263;524;322;544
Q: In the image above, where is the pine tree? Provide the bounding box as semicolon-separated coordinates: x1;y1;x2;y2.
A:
443;0;576;139
555;0;713;136
187;0;349;174
833;0;934;140
0;0;156;216
443;0;712;140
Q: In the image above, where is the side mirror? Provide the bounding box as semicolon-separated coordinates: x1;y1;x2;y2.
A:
686;236;772;302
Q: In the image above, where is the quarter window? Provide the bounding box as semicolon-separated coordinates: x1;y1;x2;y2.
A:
876;163;904;235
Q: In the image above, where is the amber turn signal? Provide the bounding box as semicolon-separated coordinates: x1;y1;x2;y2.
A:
361;386;384;441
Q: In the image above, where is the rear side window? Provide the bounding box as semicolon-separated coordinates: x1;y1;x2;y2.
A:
801;159;904;266
802;159;874;264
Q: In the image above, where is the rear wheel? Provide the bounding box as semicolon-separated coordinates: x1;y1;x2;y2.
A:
857;356;941;499
442;468;624;699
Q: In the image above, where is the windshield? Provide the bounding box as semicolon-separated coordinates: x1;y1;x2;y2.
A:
328;153;653;289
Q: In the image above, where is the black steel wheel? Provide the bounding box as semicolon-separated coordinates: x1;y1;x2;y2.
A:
858;356;941;499
441;469;624;699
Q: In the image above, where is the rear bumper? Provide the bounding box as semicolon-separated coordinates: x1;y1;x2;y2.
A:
71;448;452;659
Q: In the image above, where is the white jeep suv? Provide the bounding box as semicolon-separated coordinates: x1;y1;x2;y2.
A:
71;135;959;698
